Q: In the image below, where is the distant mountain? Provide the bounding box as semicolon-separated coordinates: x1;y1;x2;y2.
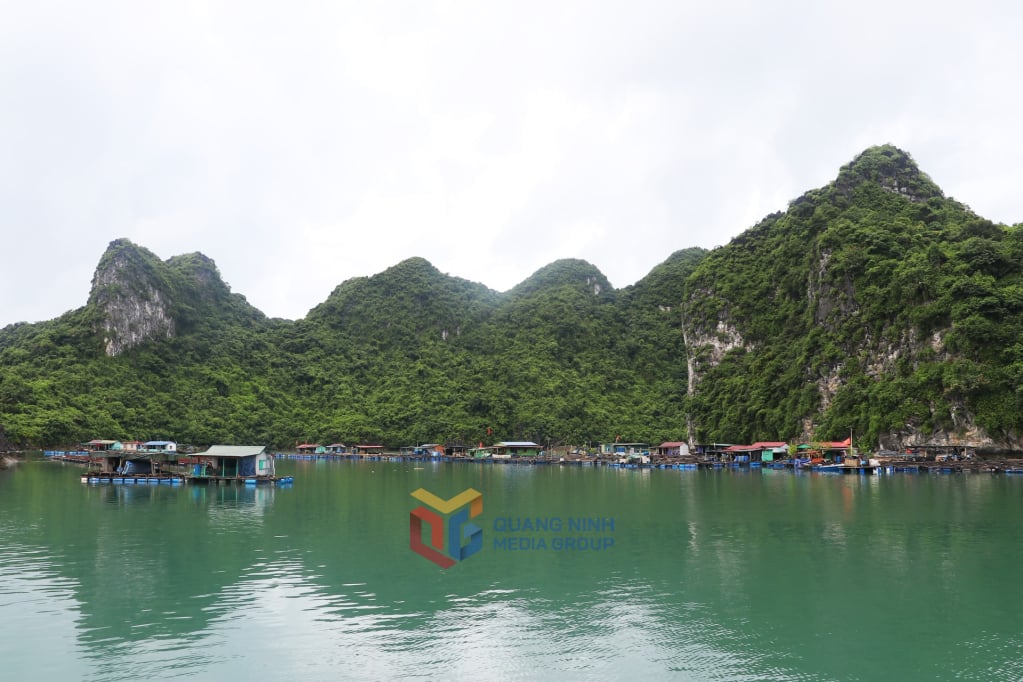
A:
0;238;702;448
2;145;1020;453
307;256;499;349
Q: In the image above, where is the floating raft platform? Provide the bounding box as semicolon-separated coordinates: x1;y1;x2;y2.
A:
186;475;293;486
82;473;185;485
81;473;294;486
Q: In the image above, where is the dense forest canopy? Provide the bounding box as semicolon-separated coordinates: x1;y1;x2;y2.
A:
2;146;1021;452
683;146;1023;451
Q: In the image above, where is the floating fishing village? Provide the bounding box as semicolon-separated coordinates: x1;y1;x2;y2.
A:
39;436;1023;481
44;440;293;485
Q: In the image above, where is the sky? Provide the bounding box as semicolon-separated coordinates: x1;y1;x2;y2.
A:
2;1;1021;327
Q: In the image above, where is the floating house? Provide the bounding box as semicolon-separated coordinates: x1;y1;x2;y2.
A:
85;439;123;451
189;445;276;481
489;441;543;459
144;440;177;453
92;451;141;474
751;442;788;462
296;443;326;455
353;444;385;456
797;438;852;461
89;441;172;476
399;444;445;457
325;443;347;454
656;441;691;457
599;442;649;457
444;443;470;457
719;442;789;463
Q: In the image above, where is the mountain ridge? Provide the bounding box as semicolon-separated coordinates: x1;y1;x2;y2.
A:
3;145;1021;453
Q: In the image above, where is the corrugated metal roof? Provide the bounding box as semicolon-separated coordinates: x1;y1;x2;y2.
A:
659;441;687;448
196;445;267;458
496;441;541;447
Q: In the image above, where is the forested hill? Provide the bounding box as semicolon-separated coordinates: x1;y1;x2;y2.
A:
683;145;1023;452
2;145;1021;453
0;236;705;448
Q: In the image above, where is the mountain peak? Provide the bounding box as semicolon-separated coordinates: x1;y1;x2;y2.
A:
834;144;943;203
88;239;176;356
510;259;611;298
87;239;261;356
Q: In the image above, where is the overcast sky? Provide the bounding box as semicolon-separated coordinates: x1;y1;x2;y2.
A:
2;1;1021;327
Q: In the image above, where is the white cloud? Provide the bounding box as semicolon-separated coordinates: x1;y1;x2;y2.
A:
2;0;1022;326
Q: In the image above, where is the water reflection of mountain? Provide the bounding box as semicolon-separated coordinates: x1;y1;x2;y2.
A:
4;460;1023;680
1;467;287;651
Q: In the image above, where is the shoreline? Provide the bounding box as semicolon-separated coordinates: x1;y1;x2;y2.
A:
272;451;1023;474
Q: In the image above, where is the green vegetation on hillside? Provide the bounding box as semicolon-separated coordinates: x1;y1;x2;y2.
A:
0;246;704;449
683;145;1023;448
2;145;1020;452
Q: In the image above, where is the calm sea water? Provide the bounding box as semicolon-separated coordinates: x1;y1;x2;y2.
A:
1;456;1022;681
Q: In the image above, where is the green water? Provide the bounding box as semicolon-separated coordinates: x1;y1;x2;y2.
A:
1;458;1022;681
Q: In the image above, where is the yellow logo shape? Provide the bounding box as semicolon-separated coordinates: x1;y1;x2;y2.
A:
410;487;483;516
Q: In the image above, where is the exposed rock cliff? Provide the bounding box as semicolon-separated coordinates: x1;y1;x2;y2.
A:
89;239;176;356
87;239;261;357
